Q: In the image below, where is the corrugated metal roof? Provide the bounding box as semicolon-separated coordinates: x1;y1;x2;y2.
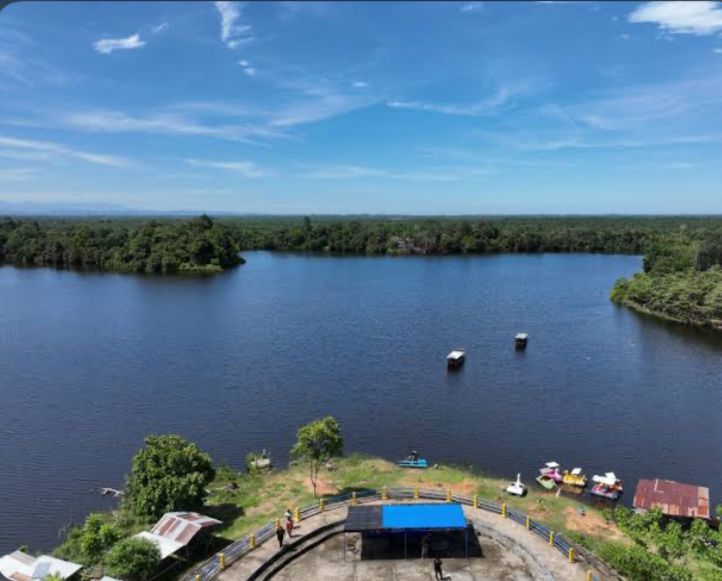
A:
0;551;82;580
633;478;710;519
133;511;222;560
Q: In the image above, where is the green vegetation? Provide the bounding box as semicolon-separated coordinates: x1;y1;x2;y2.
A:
597;505;722;580
290;416;344;498
611;234;722;330
124;434;216;520
104;537;160;580
40;426;722;580
0;214;243;273
54;513;122;566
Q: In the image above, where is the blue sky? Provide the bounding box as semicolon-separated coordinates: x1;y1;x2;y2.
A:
1;1;722;214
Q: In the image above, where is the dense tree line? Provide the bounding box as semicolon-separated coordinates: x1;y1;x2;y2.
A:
0;214;243;273
611;233;722;330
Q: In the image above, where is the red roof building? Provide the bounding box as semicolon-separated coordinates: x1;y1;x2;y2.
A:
633;479;710;519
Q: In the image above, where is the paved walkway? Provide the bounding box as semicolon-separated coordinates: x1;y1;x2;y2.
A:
218;501;603;581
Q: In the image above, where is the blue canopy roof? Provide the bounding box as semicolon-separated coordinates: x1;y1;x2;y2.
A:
381;503;466;530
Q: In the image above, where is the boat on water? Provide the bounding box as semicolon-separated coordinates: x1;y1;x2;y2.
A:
539;461;563;483
506;473;527;496
446;349;465;370
398;450;428;469
536;474;557;490
590;472;623;500
562;467;588;488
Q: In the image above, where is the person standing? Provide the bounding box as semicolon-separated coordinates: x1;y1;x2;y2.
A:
285;514;294;538
421;533;431;559
433;556;444;580
275;523;285;548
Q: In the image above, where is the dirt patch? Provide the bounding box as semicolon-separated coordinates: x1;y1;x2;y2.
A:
563;507;628;543
304;474;337;497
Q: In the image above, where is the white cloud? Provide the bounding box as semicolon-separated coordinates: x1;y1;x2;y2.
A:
238;60;256;76
387;83;531;117
185;158;266;177
215;2;253;48
460;2;484;12
93;33;146;54
151;22;169;35
0;135;134;167
352;81;368;89
297;163;489;182
629;1;722;35
714;48;722;54
0;167;37;181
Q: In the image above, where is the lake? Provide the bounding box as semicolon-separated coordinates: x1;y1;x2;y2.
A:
1;252;721;553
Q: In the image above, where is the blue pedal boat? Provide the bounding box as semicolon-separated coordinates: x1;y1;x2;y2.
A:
398;451;428;469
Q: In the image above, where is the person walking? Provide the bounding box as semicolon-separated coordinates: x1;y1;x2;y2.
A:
275;523;285;548
285;514;294;538
433;556;444;580
421;533;431;559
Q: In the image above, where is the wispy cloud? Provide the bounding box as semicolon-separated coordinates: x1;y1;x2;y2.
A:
238;60;256;76
629;1;722;36
185;158;267;177
215;2;253;49
0;167;37;181
0;135;135;167
352;81;368;89
0;24;75;88
59;108;283;144
151;22;169;35
387;83;533;117
297;163;491;182
93;33;146;55
460;2;484;13
714;48;722;54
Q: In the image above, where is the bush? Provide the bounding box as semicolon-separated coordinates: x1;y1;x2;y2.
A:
104;538;160;581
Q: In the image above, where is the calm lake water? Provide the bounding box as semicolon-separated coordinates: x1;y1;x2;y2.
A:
1;252;722;553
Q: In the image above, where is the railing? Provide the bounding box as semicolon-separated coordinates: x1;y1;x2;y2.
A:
183;487;601;580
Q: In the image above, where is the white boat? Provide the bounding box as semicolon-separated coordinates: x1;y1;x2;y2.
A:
591;472;623;500
506;473;527;496
446;349;466;369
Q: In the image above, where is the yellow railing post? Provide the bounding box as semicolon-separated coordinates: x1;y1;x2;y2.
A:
525;515;530;530
275;518;280;529
586;571;593;581
473;494;478;509
219;552;226;570
352;491;357;505
196;574;201;581
446;489;452;502
294;506;301;523
414;487;419;499
549;531;554;546
250;533;256;549
501;503;507;517
320;498;325;512
382;487;388;500
568;547;575;563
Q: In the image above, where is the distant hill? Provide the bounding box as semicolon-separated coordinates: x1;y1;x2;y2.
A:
0;200;152;216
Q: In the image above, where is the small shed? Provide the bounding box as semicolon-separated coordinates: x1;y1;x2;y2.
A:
633;479;710;519
0;551;82;580
133;511;222;560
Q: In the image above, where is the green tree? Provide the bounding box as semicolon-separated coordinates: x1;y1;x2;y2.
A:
124;434;216;520
53;512;122;565
105;538;160;581
290;416;343;498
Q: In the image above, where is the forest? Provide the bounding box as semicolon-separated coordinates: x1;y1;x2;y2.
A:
611;234;722;330
0;214;242;274
2;214;722;330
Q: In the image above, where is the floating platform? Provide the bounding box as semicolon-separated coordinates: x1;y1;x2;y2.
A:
447;349;466;370
515;333;529;349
